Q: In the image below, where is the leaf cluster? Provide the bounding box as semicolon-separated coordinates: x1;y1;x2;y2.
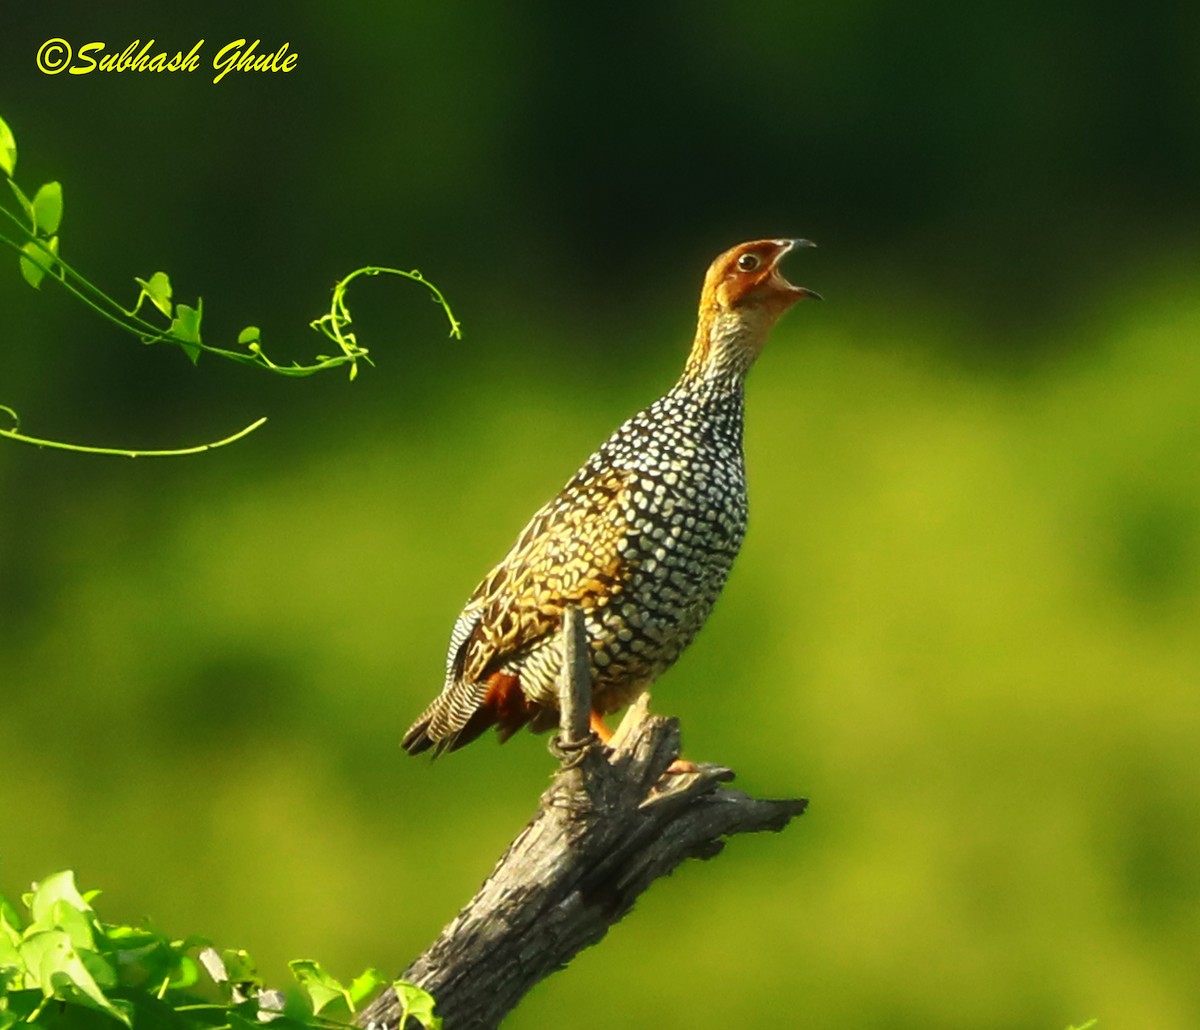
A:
0;111;461;455
0;873;439;1030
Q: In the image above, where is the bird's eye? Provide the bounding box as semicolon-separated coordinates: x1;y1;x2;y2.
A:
736;253;761;272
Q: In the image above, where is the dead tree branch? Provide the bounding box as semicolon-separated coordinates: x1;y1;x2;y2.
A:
359;608;807;1030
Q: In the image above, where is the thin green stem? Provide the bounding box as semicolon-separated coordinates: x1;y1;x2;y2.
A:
2;197;462;377
2;156;462;459
0;407;268;457
0;224;166;340
327;265;462;340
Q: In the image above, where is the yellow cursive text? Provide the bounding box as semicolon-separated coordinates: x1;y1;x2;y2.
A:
211;39;298;84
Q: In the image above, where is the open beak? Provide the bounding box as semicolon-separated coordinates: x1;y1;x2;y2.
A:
772;238;822;301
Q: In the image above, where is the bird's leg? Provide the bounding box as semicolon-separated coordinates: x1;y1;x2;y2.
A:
592;708;696;776
588;710;613;744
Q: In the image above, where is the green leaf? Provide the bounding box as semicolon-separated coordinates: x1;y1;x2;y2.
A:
347;967;383;1006
29;872;94;926
79;947;117;990
19;247;44;288
0;114;15;177
19;235;58;289
100;925;201;992
158;952;199;991
31;181;63;235
0;964;25;994
113;986;195;1030
0;986;40;1029
394;980;442;1030
236;326;260;346
134;272;174;318
7;179;33;223
168;299;203;364
0;896;21;936
32;899;97;953
288;960;351;1016
219;948;260;989
18;930;130;1026
0;927;23;979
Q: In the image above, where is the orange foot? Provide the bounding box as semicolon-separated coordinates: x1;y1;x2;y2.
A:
589;710;614;744
665;758;699;776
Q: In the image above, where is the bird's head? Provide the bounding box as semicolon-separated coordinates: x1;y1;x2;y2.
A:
689;238;820;381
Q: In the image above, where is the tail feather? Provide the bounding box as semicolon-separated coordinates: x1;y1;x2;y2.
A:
401;708;493;755
399;715;440;755
401;680;487;755
403;671;544;756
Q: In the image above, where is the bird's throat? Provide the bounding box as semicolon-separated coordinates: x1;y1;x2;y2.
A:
683;307;771;386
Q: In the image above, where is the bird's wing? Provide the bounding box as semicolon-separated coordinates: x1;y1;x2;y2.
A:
455;466;636;685
443;604;482;685
401;466;636;755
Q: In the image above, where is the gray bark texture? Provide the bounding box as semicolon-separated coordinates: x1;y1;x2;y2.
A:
358;608;807;1030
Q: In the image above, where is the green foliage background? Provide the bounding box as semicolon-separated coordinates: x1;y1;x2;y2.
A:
2;3;1198;1028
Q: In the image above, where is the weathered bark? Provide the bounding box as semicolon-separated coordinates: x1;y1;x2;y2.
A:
359;609;807;1030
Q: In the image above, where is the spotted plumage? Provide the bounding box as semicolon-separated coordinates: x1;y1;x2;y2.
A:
403;239;819;755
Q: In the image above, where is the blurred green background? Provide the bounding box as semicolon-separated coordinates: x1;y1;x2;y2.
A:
2;3;1199;1027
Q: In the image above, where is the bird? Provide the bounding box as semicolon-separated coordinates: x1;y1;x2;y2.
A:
402;238;819;757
